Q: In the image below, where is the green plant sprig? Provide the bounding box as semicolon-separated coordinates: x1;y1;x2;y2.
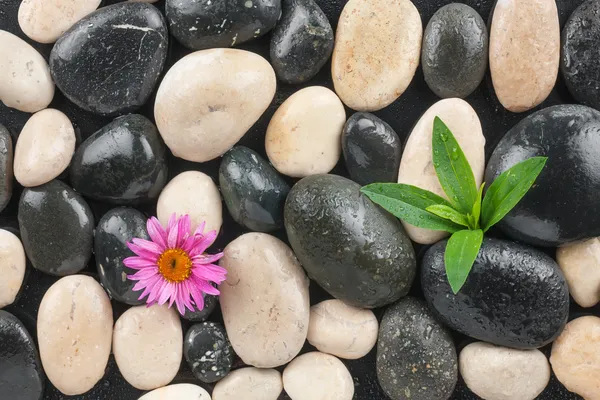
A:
361;117;547;294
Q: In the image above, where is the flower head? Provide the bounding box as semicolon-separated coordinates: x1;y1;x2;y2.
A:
123;213;227;315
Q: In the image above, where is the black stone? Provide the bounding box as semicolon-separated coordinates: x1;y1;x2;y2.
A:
422;3;488;99
421;238;570;349
284;174;416;308
342;112;402;186
183;322;234;383
0;311;44;400
49;3;168;116
270;0;333;84
377;297;457;400
0;125;12;213
18;180;94;276
181;292;218;322
485;104;600;246
70;114;168;205
219;146;290;232
166;0;281;50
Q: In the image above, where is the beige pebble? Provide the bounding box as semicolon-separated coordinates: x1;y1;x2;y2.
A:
489;0;559;112
138;384;211;400
157;171;222;234
556;238;600;308
550;316;600;400
0;30;54;113
308;299;378;359
398;98;485;244
18;0;101;44
14;109;76;187
212;367;283;400
219;233;310;368
265;86;345;177
155;49;276;163
332;0;422;111
37;275;113;395
0;230;26;309
460;342;550;400
113;304;183;391
283;352;354;400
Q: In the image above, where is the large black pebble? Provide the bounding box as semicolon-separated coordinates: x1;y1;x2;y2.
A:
181;292;218;322
0;124;12;213
183;322;234;383
49;3;168;116
422;238;569;349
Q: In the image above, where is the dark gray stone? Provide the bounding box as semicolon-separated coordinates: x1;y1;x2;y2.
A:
422;238;570;349
219;146;290;232
422;3;488;99
284;174;416;308
69;114;168;205
377;297;457;400
49;3;168;116
181;292;218;322
342;112;402;186
0;125;12;213
18;180;94;276
270;0;333;84
183;322;234;383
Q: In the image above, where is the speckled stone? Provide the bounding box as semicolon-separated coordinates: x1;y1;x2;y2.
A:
184;322;234;383
557;238;600;308
139;384;211;400
212;367;283;400
270;0;333;84
0;125;12;213
181;292;218;322
0;229;26;308
49;3;168;116
377;297;457;400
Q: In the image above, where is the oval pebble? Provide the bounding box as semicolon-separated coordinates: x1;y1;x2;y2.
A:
184;322;234;383
0;125;12;213
138;384;211;400
556;238;600;308
212;367;283;400
0;229;26;308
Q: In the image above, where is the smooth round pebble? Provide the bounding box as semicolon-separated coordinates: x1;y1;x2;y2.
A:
0;229;26;308
184;322;234;383
557;238;600;308
0;125;12;213
212;367;283;400
138;384;211;400
308;299;378;360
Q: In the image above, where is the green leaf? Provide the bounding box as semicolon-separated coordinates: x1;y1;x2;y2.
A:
481;157;548;232
470;183;485;229
361;183;463;233
445;229;483;294
432;117;478;214
425;204;469;228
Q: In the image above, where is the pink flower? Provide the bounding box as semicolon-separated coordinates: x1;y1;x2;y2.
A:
123;213;227;315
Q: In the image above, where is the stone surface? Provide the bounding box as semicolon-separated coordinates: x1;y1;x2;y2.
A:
0;311;44;400
0;30;54;113
422;238;570;349
166;0;281;50
342;112;402;185
377;297;457;400
0;125;12;213
18;180;94;276
182;292;218;322
398;98;485;244
557;238;600;308
49;3;168;116
485;105;600;246
219;232;310;368
283;352;354;400
157;170;222;234
184;322;233;383
18;0;101;43
460;342;550;400
266;86;345;177
212;367;283;400
219;146;290;232
285;174;416;308
331;0;422;111
113;304;182;390
489;0;560;112
270;0;333;84
70;114;168;204
37;275;113;395
95;207;148;306
0;229;26;308
307;299;378;360
14;109;76;187
422;3;487;99
138;384;211;400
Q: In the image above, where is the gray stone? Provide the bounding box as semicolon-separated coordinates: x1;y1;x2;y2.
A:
184;322;234;383
0;125;12;213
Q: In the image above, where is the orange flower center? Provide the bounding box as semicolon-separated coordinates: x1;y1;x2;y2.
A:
157;248;192;282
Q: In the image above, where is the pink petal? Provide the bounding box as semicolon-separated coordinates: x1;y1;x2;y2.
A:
158;282;174;305
181;280;196;312
175;296;185;315
191;275;221;295
147;279;167;304
188;230;218;257
194;221;206;236
130;267;159;280
146;217;167;250
192;252;223;264
136;276;161;300
192;263;227;283
123;257;157;270
190;285;205;311
131;238;163;254
127;242;160;261
169;283;179;307
167;217;179;248
177;215;191;248
180;235;197;254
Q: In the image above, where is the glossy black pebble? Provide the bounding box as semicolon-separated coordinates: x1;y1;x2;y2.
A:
0;125;13;213
182;293;218;322
184;322;234;383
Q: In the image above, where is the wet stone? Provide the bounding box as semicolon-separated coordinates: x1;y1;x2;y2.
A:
0;125;12;213
184;322;234;383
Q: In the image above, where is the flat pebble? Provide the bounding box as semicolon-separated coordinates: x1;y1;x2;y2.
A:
138;384;211;400
184;322;234;383
557;238;600;308
0;229;26;308
0;125;12;214
212;367;283;400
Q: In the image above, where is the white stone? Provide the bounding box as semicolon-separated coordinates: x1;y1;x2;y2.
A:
113;304;183;390
398;98;486;244
212;367;282;400
0;30;54;113
18;0;101;44
219;233;310;368
283;352;354;400
157;170;222;234
0;229;26;308
37;275;113;395
556;238;600;307
138;384;211;400
155;49;276;162
14;109;76;187
265;86;345;178
307;299;378;360
459;342;550;400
